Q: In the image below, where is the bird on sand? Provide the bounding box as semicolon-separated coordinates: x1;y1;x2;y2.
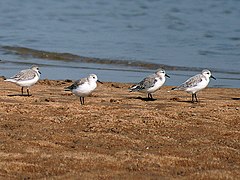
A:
129;68;170;100
4;65;41;96
65;74;102;105
171;69;216;103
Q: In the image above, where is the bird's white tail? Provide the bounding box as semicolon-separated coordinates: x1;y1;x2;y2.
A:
4;79;17;83
129;85;140;92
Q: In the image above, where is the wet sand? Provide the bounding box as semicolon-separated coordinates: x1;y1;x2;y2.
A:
0;77;239;179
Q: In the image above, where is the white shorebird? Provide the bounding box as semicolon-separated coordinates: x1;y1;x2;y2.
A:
4;65;41;96
171;69;216;102
65;74;102;105
129;68;170;100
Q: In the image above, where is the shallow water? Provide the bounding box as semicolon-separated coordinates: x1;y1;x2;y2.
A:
0;0;239;87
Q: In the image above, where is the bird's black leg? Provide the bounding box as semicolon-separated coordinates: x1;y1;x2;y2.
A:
191;94;195;103
21;87;24;95
150;94;153;99
80;97;85;105
148;93;153;100
194;93;198;102
27;88;30;96
80;97;83;105
191;93;198;103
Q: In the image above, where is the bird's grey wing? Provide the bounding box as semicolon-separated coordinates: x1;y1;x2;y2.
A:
139;76;157;89
178;74;202;89
11;69;36;81
130;75;156;91
66;78;88;90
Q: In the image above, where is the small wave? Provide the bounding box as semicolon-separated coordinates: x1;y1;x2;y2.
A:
1;45;200;71
199;49;240;56
228;37;240;41
1;46;239;76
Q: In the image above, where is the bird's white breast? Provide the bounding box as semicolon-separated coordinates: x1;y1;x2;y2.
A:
16;74;40;87
147;77;165;93
186;77;209;94
72;82;97;97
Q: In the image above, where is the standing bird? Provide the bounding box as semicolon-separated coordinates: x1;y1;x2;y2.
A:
129;68;170;100
171;69;216;103
4;65;41;96
65;74;102;105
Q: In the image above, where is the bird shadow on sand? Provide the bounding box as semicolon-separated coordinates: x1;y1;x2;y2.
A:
127;96;157;102
170;97;198;104
7;94;32;97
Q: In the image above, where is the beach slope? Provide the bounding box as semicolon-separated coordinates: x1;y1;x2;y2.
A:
0;77;239;179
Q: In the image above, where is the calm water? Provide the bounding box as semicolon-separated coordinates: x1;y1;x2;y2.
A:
0;0;240;87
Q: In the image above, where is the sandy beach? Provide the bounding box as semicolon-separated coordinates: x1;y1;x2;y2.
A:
0;76;239;179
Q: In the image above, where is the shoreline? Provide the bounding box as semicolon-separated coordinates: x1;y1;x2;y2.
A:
1;45;240;88
0;77;239;179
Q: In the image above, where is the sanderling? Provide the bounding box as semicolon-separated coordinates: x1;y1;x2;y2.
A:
65;74;102;105
4;65;41;96
171;69;216;102
129;68;170;100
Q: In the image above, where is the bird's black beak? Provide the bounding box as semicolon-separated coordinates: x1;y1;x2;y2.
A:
97;80;103;84
39;71;41;74
210;75;216;80
165;74;170;78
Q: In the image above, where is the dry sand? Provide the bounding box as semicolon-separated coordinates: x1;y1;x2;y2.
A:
0;76;239;179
